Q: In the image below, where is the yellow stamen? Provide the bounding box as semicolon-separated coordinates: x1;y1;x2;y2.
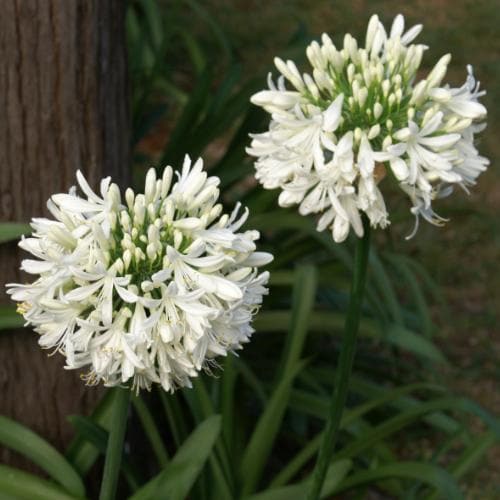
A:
16;302;31;315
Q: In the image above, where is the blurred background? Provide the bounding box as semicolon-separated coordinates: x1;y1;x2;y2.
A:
0;0;498;498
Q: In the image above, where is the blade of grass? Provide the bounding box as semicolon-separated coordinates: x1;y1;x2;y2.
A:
350;377;463;434
141;0;164;51
385;324;447;364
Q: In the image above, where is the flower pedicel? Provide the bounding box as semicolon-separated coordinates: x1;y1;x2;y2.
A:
248;14;488;242
8;156;272;392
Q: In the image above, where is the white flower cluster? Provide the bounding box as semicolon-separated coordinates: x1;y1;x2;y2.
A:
248;14;488;242
7;156;272;392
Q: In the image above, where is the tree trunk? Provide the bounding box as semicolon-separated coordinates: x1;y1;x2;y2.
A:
0;0;129;468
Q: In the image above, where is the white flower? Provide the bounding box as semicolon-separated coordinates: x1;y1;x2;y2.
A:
7;156;272;392
248;14;488;241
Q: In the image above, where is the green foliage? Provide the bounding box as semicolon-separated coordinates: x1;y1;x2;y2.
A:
240;265;316;495
130;415;222;500
65;389;117;475
67;416;140;492
0;222;31;244
0;465;80;500
0;416;85;498
0;305;23;330
99;388;131;500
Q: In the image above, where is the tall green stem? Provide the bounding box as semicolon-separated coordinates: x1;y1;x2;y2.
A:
99;387;130;500
307;219;371;500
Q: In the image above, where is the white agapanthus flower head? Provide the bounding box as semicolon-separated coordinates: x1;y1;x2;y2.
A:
247;14;489;242
7;156;272;392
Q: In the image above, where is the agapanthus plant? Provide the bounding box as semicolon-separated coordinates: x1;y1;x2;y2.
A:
248;14;488;242
8;156;272;393
247;14;490;500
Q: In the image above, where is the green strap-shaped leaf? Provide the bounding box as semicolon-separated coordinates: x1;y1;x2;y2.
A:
240;264;317;495
369;250;404;325
212;106;264;189
183;378;234;498
140;0;164;51
158;389;188;449
388;254;434;338
449;431;498;479
99;387;130;500
67;415;141;492
248;212;351;269
272;382;445;488
0;416;85;497
336;397;500;461
0;464;79;500
350;377;467;434
426;431;498;500
385;324;447;364
132;394;169;467
0;222;31;243
233;358;267;405
255;310;446;363
178;31;206;76
246;460;352;500
130;414;222;500
160;66;213;166
220;354;237;453
0;305;24;330
65;389;116;476
333;462;463;499
185;0;233;61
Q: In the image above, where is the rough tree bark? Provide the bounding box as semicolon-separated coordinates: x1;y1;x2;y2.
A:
0;0;129;467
